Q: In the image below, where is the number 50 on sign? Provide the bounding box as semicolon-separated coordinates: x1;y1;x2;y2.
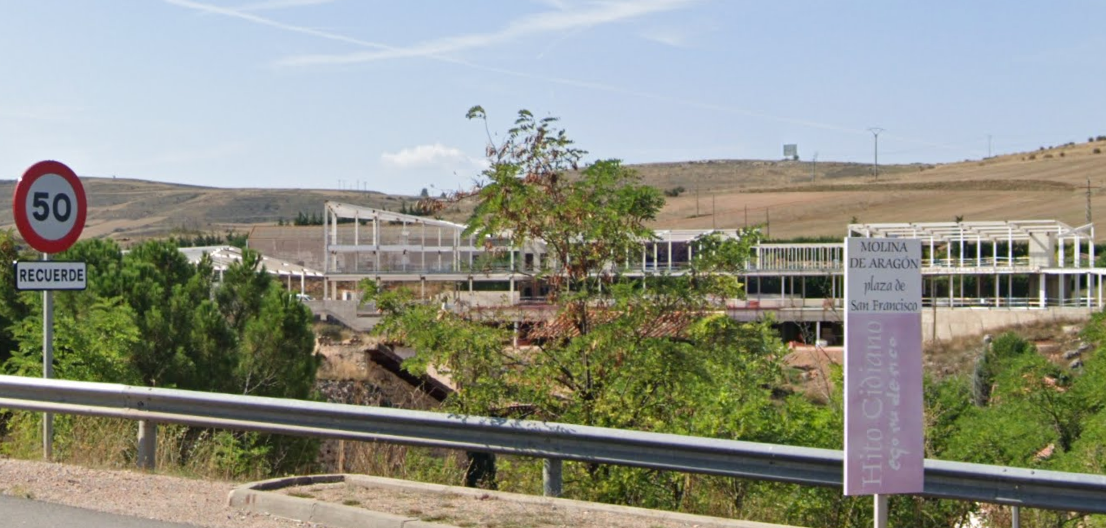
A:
13;160;87;254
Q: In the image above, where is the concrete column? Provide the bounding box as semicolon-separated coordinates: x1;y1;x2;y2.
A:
1039;273;1047;308
1060;274;1066;307
137;420;156;471
1092;271;1101;307
1091;231;1097;268
948;275;953;306
994;273;1000;307
1088;273;1093;308
1099;273;1103;308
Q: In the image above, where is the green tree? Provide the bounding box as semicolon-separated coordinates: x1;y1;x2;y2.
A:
216;249;273;333
0;230;33;364
2;238;318;477
236;287;318;398
368;108;816;514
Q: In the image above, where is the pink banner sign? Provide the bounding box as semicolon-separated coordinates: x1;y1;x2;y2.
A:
844;238;924;496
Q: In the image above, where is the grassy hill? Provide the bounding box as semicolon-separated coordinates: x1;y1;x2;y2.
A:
2;138;1105;243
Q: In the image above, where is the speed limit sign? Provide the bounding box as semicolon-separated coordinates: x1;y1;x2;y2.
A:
13;160;87;254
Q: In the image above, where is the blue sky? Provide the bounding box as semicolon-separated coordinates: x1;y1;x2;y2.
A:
2;1;1103;195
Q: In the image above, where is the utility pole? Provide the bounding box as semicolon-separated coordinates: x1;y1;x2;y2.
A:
869;127;885;179
988;135;993;158
1088;178;1093;223
811;152;818;182
712;191;716;229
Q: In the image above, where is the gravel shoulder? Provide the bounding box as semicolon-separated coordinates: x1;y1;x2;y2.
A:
1;458;795;528
261;474;796;528
0;458;319;528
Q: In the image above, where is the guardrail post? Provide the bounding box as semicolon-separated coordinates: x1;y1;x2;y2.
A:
543;458;562;497
1011;505;1020;528
137;420;156;471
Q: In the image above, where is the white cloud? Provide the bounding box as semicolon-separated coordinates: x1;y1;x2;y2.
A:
164;0;398;52
532;0;573;10
165;0;872;137
233;0;335;12
0;104;79;121
640;27;691;47
381;143;487;172
276;0;699;66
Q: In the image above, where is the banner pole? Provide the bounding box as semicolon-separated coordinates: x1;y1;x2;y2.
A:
874;494;888;528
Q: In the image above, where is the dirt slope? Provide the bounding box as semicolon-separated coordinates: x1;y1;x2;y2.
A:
648;140;1106;240
2;139;1104;243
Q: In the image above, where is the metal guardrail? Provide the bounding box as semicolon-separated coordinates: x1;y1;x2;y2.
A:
1;375;1106;514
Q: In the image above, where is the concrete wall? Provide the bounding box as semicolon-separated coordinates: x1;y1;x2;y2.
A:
305;299;379;332
922;307;1093;343
249;226;325;271
440;291;521;309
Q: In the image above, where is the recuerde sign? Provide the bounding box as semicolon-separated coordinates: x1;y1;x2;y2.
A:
14;261;87;291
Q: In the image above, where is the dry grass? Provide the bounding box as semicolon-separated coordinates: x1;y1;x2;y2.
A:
923;318;1086;379
646;140;1106;240
3;140;1104;243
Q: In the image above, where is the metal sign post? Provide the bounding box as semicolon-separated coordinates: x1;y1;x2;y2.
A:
12;160;88;461
42;253;53;459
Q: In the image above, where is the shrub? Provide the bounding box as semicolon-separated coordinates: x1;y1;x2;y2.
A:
1044;154;1054;159
1095;148;1102;154
1028;154;1037;160
664;186;686;197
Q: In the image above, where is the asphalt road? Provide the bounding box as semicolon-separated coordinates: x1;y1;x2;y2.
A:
0;495;199;528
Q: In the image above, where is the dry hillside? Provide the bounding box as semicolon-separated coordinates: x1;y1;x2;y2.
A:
644;139;1106;240
0;179;412;240
2;138;1105;243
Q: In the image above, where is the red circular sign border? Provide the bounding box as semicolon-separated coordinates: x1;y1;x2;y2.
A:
13;160;87;254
